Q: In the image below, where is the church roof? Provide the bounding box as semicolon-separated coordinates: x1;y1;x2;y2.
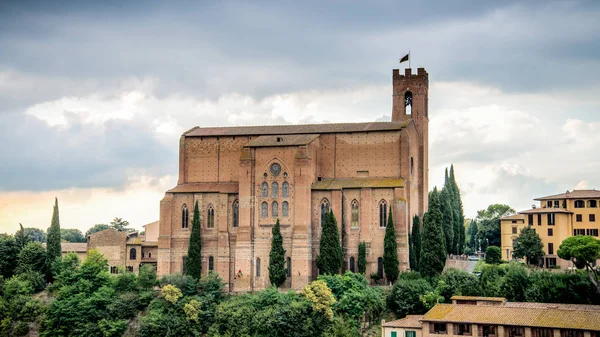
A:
311;177;404;190
534;189;600;200
167;182;239;194
244;134;320;147
184;121;408;137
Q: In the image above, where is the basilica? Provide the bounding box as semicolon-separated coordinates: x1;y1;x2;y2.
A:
156;68;430;291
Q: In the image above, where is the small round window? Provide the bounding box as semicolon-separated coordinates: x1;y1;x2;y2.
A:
270;163;281;176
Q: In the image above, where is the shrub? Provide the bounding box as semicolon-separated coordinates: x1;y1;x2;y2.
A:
485;246;502;264
162;284;183;305
159;274;197;296
439;268;482;301
387;277;433;317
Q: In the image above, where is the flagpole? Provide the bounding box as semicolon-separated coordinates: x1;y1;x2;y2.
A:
409;49;411;69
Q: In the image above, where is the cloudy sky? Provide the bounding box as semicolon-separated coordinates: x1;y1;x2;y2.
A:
1;0;599;234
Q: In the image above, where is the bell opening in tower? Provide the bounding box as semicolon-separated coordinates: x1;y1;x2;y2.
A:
405;91;413;115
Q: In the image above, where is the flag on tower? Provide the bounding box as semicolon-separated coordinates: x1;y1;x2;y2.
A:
399;53;409;64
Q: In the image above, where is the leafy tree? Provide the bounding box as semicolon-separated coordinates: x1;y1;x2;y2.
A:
513;226;544;265
316;211;343;275
420;280;446;310
302;280;336;320
0;234;20;278
60;228;86;243
16;241;47;275
485;246;502;264
411;215;421;271
186;201;202;279
467;220;478;253
46;197;62;282
269;218;286;287
439;268;482;301
558;235;600;295
23;227;47;243
476;204;515;249
387;277;433;317
419;188;446;278
500;263;529;301
479;264;506;297
138;264;157;290
110;217;131;232
357;242;367;274
383;209;399;284
15;223;31;249
85;224;110;236
440;193;455;254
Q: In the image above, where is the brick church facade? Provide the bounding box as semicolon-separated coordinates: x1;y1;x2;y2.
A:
157;67;430;291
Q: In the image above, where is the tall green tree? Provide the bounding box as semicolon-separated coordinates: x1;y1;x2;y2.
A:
358;241;367;274
383;209;399;284
449;165;466;254
61;229;86;243
440;190;455;254
85;224;110;237
15;223;31;249
513;226;544;265
0;234;20;278
485;246;502;264
411;215;421;271
316;210;343;275
467;220;479;253
110;217;131;232
476;203;515;250
16;241;47;274
419;188;446;278
269;218;286;287
557;235;600;295
46;197;62;281
186;201;202;279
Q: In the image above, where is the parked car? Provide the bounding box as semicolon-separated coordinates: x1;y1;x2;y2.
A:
468;255;479;261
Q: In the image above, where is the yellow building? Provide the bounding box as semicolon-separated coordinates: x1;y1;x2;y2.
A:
500;189;600;268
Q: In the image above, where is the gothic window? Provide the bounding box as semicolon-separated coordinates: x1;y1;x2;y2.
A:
207;205;215;228
379;200;388;228
261;182;268;197
404;91;413;115
377;257;383;278
321;199;330;226
233;200;239;228
287;257;292;277
272;201;279;218
181;204;189;229
282;181;289;197
410;156;414;176
129;248;136;260
349;256;355;273
272;182;279;198
261;202;268;218
270;163;282;176
256;258;261;277
574;200;585;208
208;256;214;272
351;200;359;228
282;201;289;217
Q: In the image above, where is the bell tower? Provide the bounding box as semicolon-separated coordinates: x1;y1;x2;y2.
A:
392;67;429;215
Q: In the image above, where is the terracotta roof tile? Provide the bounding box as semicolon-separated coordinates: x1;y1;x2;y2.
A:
167;182;239;194
423;303;600;331
184;121;408;137
451;296;506;302
311;177;404;190
500;214;525;220
535;189;600;200
244;134;320;147
518;208;572;214
382;315;424;328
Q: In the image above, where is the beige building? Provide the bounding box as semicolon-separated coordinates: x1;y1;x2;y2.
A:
157;67;430;291
382;296;600;337
61;242;87;261
500;190;600;268
382;315;423;337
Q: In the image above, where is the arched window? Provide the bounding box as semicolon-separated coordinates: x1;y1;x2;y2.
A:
321;199;330;226
575;200;585;208
181;204;189;229
261;182;268;197
282;201;289;217
349;256;355;273
233;200;239;227
256;258;261;277
377;257;383;278
404;91;413;115
261;202;268;218
129;248;137;260
410;156;414;176
351;200;359;228
587;200;597;208
208;256;214;272
207;205;215;228
272;182;279;198
287;257;292;277
282;182;289;197
148;252;152;258
272;201;279;217
379;201;388;228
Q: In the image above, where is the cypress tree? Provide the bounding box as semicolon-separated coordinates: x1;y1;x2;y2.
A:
411;215;421;271
408;233;416;271
358;241;367;274
15;223;31;250
46;198;62;281
450;165;466;254
316;210;343;275
269;218;286;287
383;209;399;284
186;200;202;279
419;188;446;278
440;188;455;254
